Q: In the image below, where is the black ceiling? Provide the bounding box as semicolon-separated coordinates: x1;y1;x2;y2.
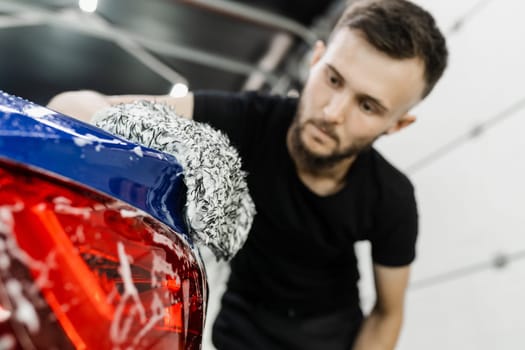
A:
0;0;341;105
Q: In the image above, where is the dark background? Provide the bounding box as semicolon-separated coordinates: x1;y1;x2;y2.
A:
0;0;346;104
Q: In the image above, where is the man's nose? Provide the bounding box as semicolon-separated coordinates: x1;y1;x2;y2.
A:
323;95;349;124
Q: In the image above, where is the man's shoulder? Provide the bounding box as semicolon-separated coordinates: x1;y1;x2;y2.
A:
193;90;297;123
367;148;414;198
194;90;297;107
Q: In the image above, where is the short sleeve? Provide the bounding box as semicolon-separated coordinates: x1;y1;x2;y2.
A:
370;186;419;267
194;91;251;152
193;90;288;164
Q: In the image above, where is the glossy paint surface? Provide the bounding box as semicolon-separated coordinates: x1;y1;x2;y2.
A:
0;91;189;239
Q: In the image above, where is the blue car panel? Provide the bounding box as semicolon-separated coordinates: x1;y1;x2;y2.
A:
0;91;189;240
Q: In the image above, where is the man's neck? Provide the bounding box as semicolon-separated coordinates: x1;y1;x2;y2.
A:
296;167;352;196
287;131;355;196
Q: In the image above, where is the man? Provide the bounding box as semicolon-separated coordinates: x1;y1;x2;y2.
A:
48;0;448;348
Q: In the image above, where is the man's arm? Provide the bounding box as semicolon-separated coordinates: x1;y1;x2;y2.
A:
47;90;194;123
353;264;410;350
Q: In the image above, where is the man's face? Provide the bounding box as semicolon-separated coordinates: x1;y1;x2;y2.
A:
290;28;426;169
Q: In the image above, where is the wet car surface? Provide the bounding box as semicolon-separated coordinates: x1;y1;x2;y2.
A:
0;92;207;349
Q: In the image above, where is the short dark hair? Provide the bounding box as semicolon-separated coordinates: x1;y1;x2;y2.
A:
331;0;448;98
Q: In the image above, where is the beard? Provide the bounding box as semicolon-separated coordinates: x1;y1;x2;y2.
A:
289;101;377;173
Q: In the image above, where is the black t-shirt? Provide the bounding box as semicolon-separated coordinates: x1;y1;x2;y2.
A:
194;91;418;316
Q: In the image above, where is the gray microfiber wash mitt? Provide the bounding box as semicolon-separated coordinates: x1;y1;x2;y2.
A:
92;100;255;261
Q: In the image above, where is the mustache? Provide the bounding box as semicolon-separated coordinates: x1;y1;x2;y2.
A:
302;119;339;143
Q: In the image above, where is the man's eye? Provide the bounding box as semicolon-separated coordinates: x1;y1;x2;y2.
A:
328;74;341;87
360;100;376;114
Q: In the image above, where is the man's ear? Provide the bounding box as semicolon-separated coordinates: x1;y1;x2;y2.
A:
386;114;416;135
310;40;326;67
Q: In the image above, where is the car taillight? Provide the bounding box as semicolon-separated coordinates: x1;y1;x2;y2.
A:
0;159;205;349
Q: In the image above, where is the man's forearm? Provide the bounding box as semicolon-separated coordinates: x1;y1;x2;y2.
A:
352;307;403;350
47;90;194;123
107;94;194;119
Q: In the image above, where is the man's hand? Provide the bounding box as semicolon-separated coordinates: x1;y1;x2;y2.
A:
353;264;411;350
47;90;111;123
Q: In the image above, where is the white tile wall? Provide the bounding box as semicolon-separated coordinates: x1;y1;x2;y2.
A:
374;0;525;348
